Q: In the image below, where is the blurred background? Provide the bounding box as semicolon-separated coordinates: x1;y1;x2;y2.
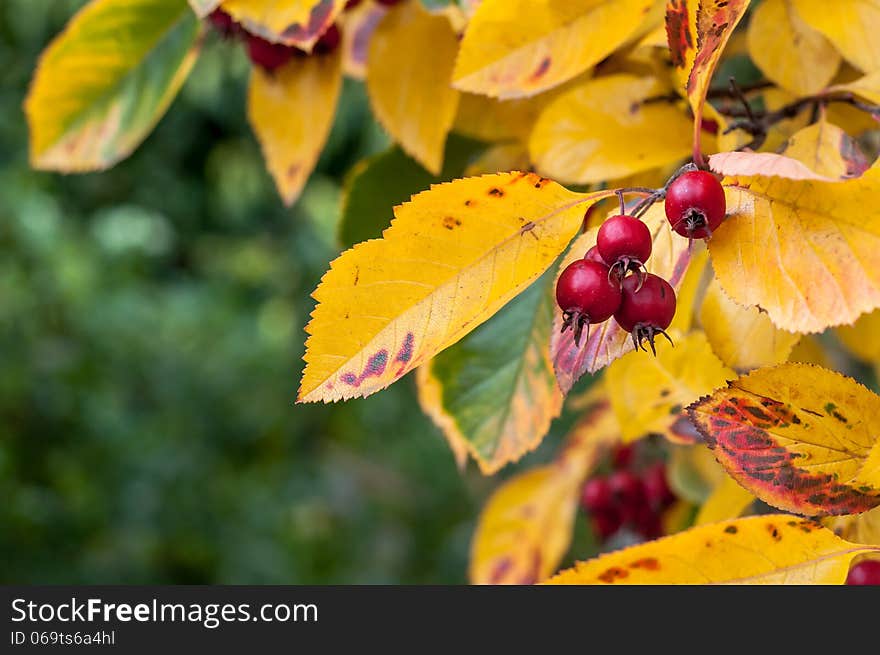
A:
0;1;602;584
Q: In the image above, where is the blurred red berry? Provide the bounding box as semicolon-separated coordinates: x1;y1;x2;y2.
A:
592;508;623;540
581;477;612;513
313;23;341;55
246;34;294;72
643;462;675;510
376;0;403;6
609;470;645;521
635;505;663;540
611;444;634;470
846;560;880;585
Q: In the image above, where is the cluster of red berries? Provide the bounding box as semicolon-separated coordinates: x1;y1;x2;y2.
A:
846;559;880;585
555;169;725;353
581;447;676;541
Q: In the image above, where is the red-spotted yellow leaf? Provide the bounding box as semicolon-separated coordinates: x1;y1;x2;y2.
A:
366;1;460;174
688;363;880;516
221;0;345;51
299;173;615;403
529;74;692;185
694;474;756;525
699;276;800;371
470;384;619;584
25;0;200;172
712;169;880;333
665;0;698;93
790;0;880;73
247;49;342;206
546;514;880;584
835;309;880;363
551;204;693;394
783;120;869;180
416;272;563;475
747;0;840;96
606;331;734;443
453;0;655;100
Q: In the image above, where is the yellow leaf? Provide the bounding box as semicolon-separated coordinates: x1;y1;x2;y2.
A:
470;384;619;584
824;506;880;545
788;334;833;367
453;0;655;99
747;0;840;96
688;363;880;516
247;49;342;206
546;515;879;584
454;93;551;145
830;70;880;105
463;143;531;177
694;474;756;525
783;120;869;179
790;0;880;73
551;203;694;393
712;169;880;333
835;309;880;362
298;173;614;403
529;74;692;185
221;0;345;50
25;0;200;172
699;276;800;371
668;247;709;333
366;2;460;174
606;331;734;443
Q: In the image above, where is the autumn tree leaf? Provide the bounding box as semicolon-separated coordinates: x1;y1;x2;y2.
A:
688;363;880;516
247;49;343;206
605;331;734;443
470;384;618;584
699;276;800;371
824;506;880;546
830;70;880;105
546;515;879;584
711;168;880;333
339;0;384;79
366;1;460;174
299;173;615;403
668;443;726;502
782;120;869;179
221;0;344;51
453;0;656;99
747;0;840;96
529;74;692;185
708;152;842;182
454;93;551;145
835;309;880;363
790;0;880;73
416;272;563;475
25;0;200;172
694;474;756;525
551;204;693;394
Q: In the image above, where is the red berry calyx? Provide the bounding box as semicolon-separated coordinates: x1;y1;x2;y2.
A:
556;259;622;347
664;170;726;240
614;273;677;355
596;214;652;287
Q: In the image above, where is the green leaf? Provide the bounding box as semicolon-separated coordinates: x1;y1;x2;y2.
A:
337;135;482;248
26;0;201;172
417;271;563;474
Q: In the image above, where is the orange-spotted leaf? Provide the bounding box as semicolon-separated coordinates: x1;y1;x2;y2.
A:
546;514;880;584
247;49;343;206
783;120;869;180
366;2;460;174
790;0;880;73
688;363;880;516
470;384;619;584
605;331;734;443
299;173;616;403
453;0;656;99
551;203;693;394
26;0;200;172
221;0;344;51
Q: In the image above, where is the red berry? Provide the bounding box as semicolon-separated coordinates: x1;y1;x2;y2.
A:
614;273;676;354
592;508;623;540
581;477;612;512
665;170;726;239
611;444;634;469
246;34;295;71
313;23;341;55
846;560;880;585
207;9;238;37
596;214;652;279
635;505;663;540
643;462;674;510
609;470;644;508
375;0;403;5
583;246;606;265
555;260;622;346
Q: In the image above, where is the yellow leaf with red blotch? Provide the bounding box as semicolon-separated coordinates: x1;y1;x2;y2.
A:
298;173;615;403
665;0;698;94
711;169;880;333
790;0;880;73
453;0;655;100
825;506;880;545
699;276;800;371
221;0;344;51
366;1;460;174
606;331;734;443
529;74;692;185
470;384;619;584
747;0;840;96
695;474;756;525
25;0;200;172
546;515;880;584
783;120;870;179
688;363;880;516
247;49;342;206
551;203;694;393
836;310;880;362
